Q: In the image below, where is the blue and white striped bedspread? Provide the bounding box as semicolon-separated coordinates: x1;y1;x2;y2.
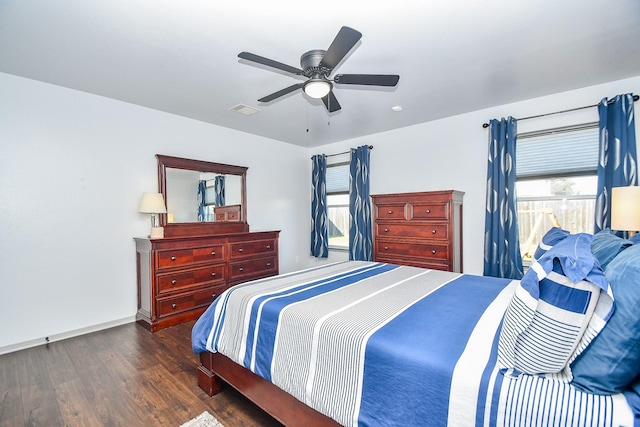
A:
191;261;634;427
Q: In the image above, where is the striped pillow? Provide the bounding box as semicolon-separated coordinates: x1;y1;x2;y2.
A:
498;234;612;375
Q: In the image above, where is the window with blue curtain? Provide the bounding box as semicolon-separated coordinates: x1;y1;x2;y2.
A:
310;154;328;257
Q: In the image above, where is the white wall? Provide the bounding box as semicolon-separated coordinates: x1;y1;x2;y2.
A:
0;72;311;353
2;71;638;353
307;76;640;275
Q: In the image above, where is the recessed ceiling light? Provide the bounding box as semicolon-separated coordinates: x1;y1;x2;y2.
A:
391;105;403;112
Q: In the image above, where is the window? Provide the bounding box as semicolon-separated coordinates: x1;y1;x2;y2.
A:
516;124;599;262
326;162;350;249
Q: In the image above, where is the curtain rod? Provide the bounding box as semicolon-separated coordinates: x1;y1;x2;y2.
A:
481;94;639;128
311;145;373;159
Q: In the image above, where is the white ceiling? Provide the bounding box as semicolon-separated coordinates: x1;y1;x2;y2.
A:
1;1;639;148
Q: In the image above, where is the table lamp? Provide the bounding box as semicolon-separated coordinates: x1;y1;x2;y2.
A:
611;185;640;237
139;192;167;238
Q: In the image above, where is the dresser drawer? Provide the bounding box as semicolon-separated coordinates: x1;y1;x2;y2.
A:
375;255;451;272
374;203;407;220
229;256;278;282
229;239;276;259
376;240;449;261
157;244;224;269
375;223;449;240
157;285;224;318
157;264;225;294
410;202;449;220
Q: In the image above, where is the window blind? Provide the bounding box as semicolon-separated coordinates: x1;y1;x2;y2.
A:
516;125;599;179
326;163;350;193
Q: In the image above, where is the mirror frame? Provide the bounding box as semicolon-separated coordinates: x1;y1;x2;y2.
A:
156;154;249;237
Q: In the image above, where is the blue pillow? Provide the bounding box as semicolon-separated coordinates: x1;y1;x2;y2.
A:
571;244;640;394
591;228;633;270
533;227;570;260
630;233;640;245
623;376;640;423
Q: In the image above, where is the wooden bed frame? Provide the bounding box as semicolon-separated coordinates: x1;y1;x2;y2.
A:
198;351;341;427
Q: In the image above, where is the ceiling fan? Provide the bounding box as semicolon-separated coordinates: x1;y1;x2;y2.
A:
238;26;400;112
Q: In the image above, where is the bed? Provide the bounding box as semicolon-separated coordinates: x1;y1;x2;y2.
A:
191;229;640;426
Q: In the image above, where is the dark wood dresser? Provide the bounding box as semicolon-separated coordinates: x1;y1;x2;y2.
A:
135;230;279;332
372;190;464;272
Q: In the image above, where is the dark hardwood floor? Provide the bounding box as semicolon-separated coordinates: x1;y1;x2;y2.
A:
0;321;284;427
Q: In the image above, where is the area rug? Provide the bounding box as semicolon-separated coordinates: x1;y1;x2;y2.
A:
179;411;223;427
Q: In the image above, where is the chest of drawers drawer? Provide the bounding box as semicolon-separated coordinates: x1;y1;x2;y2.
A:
374;203;407;220
229;256;278;282
229;239;276;259
157;284;225;318
157;244;224;269
375;223;449;240
156;264;225;294
410;202;449;220
376;240;449;261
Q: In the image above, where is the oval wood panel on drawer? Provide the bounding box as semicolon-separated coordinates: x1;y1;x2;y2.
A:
157;264;226;293
410;202;449;220
376;240;449;261
157;284;225;318
374;203;407;220
229;239;276;259
157;245;224;269
376;223;449;240
229;256;278;281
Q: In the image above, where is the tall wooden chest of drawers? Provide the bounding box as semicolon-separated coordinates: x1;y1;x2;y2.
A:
135;230;279;332
372;190;463;272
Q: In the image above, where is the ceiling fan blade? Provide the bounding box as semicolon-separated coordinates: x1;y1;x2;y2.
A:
238;52;303;75
334;74;400;86
322;91;341;113
319;26;362;70
258;83;304;102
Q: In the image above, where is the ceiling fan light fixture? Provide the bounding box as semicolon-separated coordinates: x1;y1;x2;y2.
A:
304;79;331;99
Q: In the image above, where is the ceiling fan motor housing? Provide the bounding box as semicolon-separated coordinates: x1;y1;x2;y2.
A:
300;49;330;78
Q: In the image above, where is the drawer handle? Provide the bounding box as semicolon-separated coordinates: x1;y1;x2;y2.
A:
384;228;389;232
238;248;243;252
266;245;271;249
425;209;431;214
384;246;389;250
171;280;177;285
432;250;437;254
172;304;177;309
387;210;393;214
211;251;216;256
212;293;217;299
432;229;437;234
171;256;176;261
266;262;271;267
238;267;244;272
211;273;216;277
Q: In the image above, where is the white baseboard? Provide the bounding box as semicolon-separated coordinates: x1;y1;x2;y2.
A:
0;316;136;355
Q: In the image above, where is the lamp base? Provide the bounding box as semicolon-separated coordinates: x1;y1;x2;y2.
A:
150;227;164;239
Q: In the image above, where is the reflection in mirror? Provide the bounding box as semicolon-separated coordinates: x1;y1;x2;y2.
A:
165;169;243;223
156;154;247;228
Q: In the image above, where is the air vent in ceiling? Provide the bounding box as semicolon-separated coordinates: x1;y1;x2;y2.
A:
230;104;260;115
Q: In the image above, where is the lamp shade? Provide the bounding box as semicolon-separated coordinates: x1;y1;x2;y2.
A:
139;192;167;214
304;79;331;99
611;186;640;232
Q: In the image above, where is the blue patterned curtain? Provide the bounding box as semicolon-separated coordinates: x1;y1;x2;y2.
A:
214;175;225;206
311;154;328;257
197;180;206;222
484;117;524;279
594;93;637;233
349;145;373;261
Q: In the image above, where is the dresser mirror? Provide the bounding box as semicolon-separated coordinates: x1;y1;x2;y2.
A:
156;154;247;228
